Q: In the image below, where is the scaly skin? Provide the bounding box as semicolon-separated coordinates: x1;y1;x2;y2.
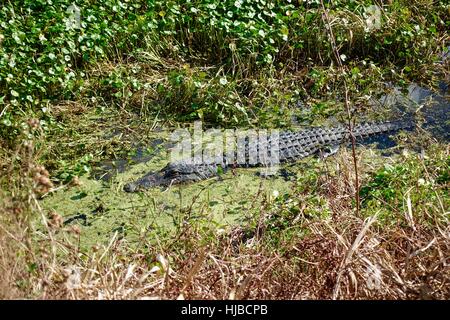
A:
124;120;413;192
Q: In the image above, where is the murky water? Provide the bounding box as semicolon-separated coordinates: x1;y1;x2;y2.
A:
41;48;449;248
371;82;449;142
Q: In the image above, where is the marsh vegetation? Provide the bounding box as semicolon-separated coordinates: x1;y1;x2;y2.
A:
0;0;448;299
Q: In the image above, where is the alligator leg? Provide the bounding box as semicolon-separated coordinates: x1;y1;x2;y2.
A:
319;144;340;159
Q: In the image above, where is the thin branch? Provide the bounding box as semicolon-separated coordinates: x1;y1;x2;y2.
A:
320;0;360;214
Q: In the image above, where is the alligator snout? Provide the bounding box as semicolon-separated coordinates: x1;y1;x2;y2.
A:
123;169;172;192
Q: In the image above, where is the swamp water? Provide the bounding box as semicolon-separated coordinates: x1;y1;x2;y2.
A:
41;81;449;248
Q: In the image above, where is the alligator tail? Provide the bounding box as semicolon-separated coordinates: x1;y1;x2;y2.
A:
352;118;415;138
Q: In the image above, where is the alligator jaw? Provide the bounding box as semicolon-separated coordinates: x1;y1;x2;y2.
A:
123;170;173;192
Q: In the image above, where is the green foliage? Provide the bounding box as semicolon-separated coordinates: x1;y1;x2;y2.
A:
360;153;449;223
0;0;155;142
155;67;249;124
360;164;410;205
0;0;447;140
56;152;93;183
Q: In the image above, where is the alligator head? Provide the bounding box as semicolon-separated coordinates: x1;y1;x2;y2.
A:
123;161;210;192
123;170;171;192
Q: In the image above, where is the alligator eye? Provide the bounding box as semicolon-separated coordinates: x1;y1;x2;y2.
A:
165;169;179;178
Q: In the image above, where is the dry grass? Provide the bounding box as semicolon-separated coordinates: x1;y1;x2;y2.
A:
2;210;447;300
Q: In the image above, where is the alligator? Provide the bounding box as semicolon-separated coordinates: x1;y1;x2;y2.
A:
123;120;414;192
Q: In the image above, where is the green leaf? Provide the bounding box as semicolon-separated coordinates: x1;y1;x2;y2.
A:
351;67;360;75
